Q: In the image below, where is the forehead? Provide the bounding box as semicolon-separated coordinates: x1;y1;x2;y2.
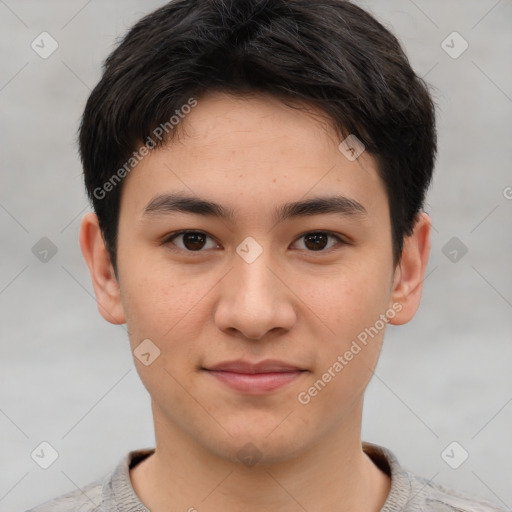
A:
119;91;387;223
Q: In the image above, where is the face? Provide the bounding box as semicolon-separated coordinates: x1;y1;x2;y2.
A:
85;91;424;465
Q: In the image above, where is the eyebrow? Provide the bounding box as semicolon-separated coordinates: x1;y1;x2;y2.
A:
142;192;367;225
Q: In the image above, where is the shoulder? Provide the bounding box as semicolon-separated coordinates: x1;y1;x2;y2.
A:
409;473;509;512
362;442;509;512
24;478;104;512
24;448;154;512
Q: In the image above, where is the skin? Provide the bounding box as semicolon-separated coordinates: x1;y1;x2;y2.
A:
80;91;431;512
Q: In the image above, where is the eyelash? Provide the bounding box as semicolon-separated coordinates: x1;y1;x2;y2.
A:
161;230;347;255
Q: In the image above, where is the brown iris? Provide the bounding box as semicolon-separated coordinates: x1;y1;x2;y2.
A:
303;232;329;251
181;232;207;251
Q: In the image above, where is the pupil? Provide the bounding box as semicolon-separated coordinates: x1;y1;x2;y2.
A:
305;233;327;251
184;232;205;250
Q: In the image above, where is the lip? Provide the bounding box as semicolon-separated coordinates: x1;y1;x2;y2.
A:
205;359;304;373
202;359;307;394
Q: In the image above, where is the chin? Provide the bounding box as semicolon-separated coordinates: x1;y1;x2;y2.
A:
206;424;312;467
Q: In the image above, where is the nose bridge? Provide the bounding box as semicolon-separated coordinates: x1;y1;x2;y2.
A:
230;245;279;310
214;241;296;339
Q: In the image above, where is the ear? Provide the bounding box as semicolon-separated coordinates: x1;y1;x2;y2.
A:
388;212;431;325
79;212;126;325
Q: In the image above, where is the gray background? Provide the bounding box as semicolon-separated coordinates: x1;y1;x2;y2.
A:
1;0;511;510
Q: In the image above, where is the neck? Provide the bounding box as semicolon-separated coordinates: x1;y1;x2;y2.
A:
130;399;391;511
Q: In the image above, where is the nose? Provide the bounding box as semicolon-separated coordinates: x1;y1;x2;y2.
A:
213;251;297;341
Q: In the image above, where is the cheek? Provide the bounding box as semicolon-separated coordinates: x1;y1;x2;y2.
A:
300;261;392;341
119;263;205;406
296;288;388;417
294;261;392;398
119;252;195;338
118;256;218;388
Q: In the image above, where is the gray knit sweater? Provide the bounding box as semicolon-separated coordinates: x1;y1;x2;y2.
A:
25;442;508;511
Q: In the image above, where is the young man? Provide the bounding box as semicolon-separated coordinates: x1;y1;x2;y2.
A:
27;1;507;511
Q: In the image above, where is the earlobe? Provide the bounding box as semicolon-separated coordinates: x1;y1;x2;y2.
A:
388;212;431;325
79;212;126;325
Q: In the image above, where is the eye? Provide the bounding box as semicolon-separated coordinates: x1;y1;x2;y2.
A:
163;230;346;254
292;231;345;252
164;230;219;252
